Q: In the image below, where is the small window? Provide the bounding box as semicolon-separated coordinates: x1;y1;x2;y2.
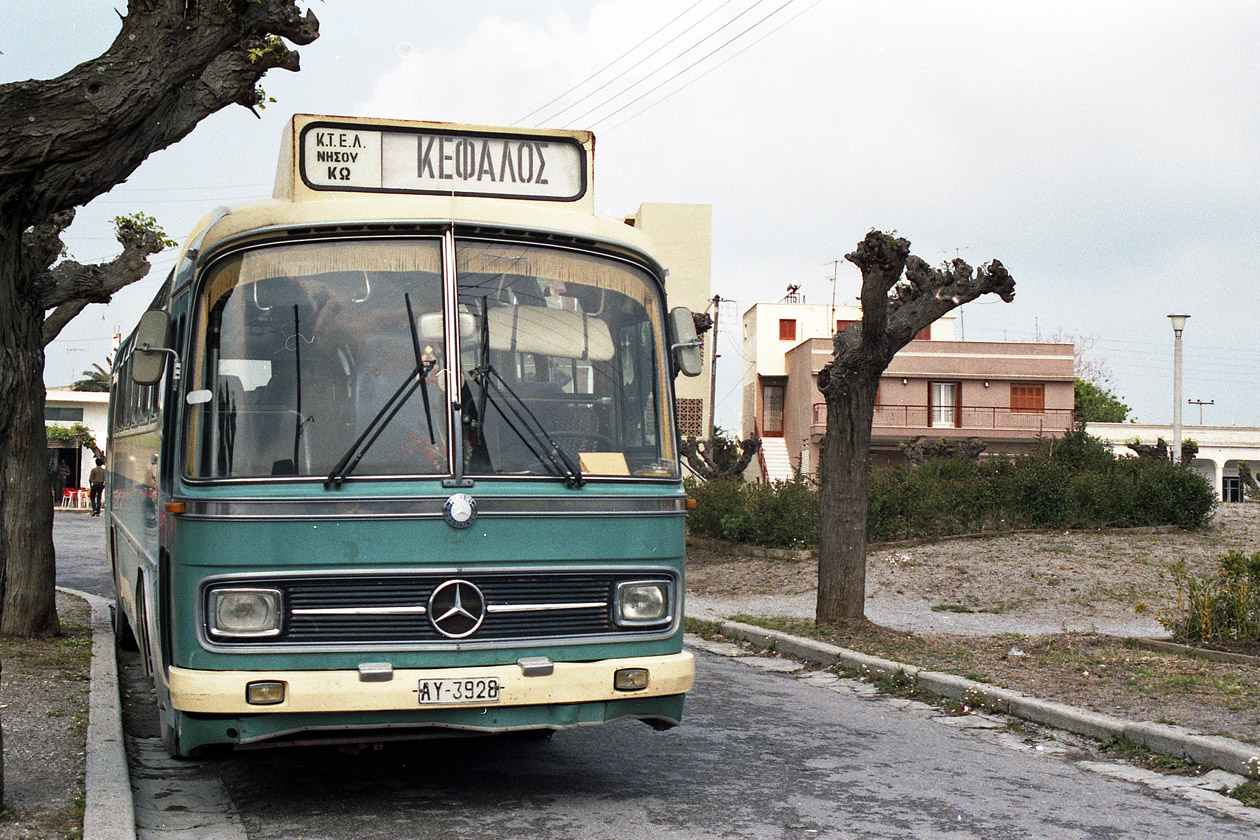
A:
929;381;960;428
778;319;797;341
1011;384;1045;413
915;325;932;340
45;407;84;422
836;319;857;333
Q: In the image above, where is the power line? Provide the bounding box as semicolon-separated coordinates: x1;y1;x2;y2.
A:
565;0;789;129
517;0;715;126
599;0;823;134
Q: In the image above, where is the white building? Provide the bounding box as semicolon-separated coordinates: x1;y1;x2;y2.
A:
1087;422;1260;502
45;388;110;493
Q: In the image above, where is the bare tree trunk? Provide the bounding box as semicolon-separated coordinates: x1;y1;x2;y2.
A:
0;223;25;635
817;377;878;623
0;248;58;636
814;231;1016;624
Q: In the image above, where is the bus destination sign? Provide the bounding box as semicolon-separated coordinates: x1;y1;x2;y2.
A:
300;123;586;201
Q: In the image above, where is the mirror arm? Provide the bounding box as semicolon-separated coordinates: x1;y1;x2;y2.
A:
138;343;182;382
670;338;703;353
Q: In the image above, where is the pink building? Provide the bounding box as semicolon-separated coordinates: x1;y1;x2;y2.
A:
742;301;1076;481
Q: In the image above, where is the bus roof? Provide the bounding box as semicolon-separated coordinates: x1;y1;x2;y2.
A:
176;114;663;280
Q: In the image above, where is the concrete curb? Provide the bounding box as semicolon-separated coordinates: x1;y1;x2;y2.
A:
59;587;135;840
1126;637;1260;667
712;619;1260;780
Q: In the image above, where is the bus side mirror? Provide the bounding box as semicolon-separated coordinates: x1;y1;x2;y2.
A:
669;307;704;377
132;311;173;385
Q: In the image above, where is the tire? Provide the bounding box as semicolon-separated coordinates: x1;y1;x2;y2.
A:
110;603;139;652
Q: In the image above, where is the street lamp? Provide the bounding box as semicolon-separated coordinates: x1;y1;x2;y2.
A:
1169;314;1189;464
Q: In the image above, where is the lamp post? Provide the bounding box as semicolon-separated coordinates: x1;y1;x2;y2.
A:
1169;314;1189;463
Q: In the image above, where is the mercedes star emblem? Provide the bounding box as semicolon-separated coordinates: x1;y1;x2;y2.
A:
428;579;486;638
443;493;477;529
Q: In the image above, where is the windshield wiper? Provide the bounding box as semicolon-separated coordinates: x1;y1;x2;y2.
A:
404;293;437;445
470;366;585;488
325;293;437;489
468;298;585;488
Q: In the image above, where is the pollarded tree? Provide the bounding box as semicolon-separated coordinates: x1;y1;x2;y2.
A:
814;231;1016;623
0;1;320;637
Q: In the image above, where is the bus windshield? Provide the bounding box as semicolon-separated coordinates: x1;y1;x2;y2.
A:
184;237;677;481
457;240;675;480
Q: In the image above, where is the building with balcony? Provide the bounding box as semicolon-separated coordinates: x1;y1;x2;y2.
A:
741;300;1076;481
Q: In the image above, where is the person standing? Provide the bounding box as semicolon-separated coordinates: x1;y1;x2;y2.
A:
55;458;70;504
88;457;107;516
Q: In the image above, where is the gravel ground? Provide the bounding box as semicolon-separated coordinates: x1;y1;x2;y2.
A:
0;590;92;840
687;503;1260;636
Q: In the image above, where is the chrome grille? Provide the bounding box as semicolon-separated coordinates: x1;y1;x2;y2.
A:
205;571;675;645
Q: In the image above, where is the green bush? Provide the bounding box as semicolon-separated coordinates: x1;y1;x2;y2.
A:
1161;551;1260;643
683;477;744;540
686;475;820;548
687;430;1216;548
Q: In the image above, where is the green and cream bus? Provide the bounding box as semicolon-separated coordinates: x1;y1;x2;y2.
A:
108;114;702;757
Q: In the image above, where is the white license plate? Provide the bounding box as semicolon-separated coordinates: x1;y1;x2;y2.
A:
417;677;501;706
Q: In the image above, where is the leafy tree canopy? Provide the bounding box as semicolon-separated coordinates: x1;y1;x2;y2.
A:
1075;378;1131;424
71;362;110;392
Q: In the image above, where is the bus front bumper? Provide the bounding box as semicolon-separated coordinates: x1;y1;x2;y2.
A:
169;651;694;715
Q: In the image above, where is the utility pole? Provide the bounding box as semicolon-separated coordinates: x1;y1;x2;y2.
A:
707;294;720;441
1188;398;1213;424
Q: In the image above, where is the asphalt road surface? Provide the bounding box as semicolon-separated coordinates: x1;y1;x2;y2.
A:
55;512;1260;839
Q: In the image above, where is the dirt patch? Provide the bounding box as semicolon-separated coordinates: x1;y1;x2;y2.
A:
0;591;91;839
687;504;1260;747
689;505;1260;626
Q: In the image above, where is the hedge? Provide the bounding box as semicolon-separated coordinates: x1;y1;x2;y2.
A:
686;430;1216;548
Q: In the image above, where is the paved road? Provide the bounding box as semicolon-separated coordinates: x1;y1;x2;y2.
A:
54;514;1260;839
54;509;112;598
117;644;1258;840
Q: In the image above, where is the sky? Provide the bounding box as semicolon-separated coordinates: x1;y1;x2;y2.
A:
7;0;1260;432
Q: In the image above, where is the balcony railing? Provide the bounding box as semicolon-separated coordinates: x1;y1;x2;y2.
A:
812;403;1075;433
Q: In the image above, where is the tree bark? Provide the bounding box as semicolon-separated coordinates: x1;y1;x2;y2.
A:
816;375;877;622
0;221;58;636
1;370;58;637
814;231;1015;624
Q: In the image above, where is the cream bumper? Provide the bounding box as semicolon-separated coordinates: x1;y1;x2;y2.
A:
169;651;694;715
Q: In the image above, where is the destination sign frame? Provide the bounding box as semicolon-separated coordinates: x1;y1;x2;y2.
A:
298;121;587;202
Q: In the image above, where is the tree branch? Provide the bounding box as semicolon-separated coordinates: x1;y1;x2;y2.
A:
38;223;165;312
819;232;1016;399
0;0;319;221
42;302;89;347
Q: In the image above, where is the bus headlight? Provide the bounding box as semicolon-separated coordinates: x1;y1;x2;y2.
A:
614;581;671;626
208;588;282;638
